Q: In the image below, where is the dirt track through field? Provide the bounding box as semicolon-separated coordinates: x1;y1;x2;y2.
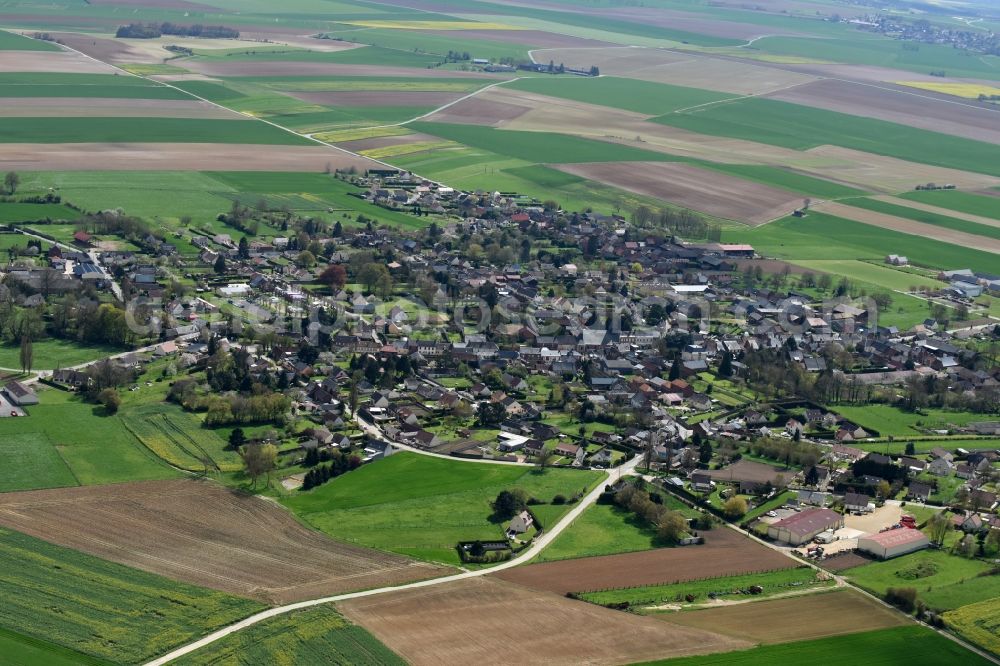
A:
815;201;1000;254
663;589;907;644
340;577;751;666
556;161;802;225
0;142;380;171
493;528;795;594
0;480;451;604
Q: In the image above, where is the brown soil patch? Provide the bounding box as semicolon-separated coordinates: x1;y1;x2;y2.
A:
815;201;1000;254
494;529;795;594
427;95;532;126
663;589;908;643
0;480;450;604
289;90;463;107
0;142;382;172
821;551;871;572
46;32;153;64
768;78;1000;145
556;161;801;225
425;28;613;49
339;577;750;666
0;50;117;74
530;47;815;94
872;195;1000;230
0;97;239;119
338;132;442;152
183;60;506;79
707;459;790;483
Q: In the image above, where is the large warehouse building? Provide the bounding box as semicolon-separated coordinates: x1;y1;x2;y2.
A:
857;529;930;560
767;508;844;546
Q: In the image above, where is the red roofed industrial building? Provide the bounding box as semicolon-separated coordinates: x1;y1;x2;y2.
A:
857;528;930;560
767;508;844;545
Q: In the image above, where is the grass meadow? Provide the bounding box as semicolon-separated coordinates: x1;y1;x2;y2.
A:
0;117;310;145
174;606;404;666
0;338;120;370
0;29;60;50
0;433;79;493
845;198;1000;242
0;388;180;488
636;626;991;666
655;98;1000;177
900;189;1000;219
723;212;1000;274
0;627;110;666
844;550;994;610
508;76;733;115
0;528;262;664
283;452;602;565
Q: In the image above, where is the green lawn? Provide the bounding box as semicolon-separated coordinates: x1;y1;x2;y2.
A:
635;625;991;665
0;388;180;487
0;338;120;371
0;627;110;666
0;528;262;663
844;198;1000;242
845;550;993;611
0;203;82;223
900;189;1000;219
855;438;1000;454
581;566;829;607
0;433;78;493
655;97;1000;178
538;502;661;562
724;212;1000;274
507;76;733;115
283;452;602;565
174;605;404;666
0;29;60;51
789;260;942;293
832;405;986;438
0;118;311;145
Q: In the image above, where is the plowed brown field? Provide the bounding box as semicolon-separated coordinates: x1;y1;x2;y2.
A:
494;528;794;594
662;589;908;643
340;577;750;666
0;480;451;604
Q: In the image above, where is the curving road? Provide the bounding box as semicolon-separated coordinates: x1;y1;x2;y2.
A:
144;459;626;665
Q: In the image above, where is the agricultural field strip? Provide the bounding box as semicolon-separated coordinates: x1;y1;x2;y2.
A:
143;461;622;666
871;195;1000;230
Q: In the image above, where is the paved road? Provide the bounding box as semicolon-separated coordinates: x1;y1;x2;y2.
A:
144;459;624;665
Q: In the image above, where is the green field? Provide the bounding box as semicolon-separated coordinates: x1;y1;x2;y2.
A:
410;121;679;163
0;627;110;666
0;29;60;51
700;163;868;199
538;502;660;561
655;98;1000;177
174;605;404;666
636;625;991;665
944;597;1000;658
845;198;1000;242
0;117;311;145
283;452;602;565
900;189;1000;219
0;338;120;371
322;26;536;60
0;388;180;487
724;212;1000;274
507;76;733;115
856;438;1000;454
123;404;242;473
0;528;262;663
832;405;986;438
198;44;443;67
789;260;942;293
0;433;79;492
0;203;81;223
581;566;829;607
845;550;994;611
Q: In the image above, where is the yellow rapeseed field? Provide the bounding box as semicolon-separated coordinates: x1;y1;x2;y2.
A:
895;81;1000;98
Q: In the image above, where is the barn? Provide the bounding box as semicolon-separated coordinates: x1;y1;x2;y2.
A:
857;529;930;560
767;508;844;546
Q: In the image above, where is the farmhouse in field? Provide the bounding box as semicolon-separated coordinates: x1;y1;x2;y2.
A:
507;510;534;537
857;528;929;560
767;508;844;545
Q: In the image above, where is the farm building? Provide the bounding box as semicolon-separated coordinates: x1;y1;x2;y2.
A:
857;529;929;560
767;508;844;546
2;380;38;406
